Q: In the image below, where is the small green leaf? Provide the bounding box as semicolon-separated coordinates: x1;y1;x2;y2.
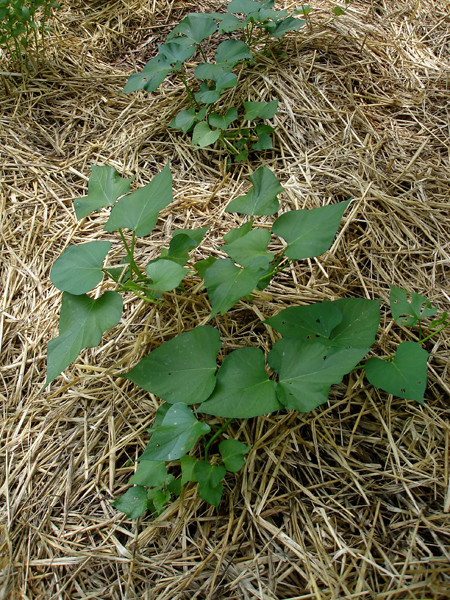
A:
365;342;428;404
129;461;168;488
243;100;278;120
180;455;198;485
140;403;211;461
145;259;186;292
228;0;275;16
104;163;172;237
123;56;172;93
203;257;268;317
74;165;133;220
390;286;437;326
223;221;253;244
168;13;217;44
226;166;283;216
192;121;221;148
194;82;223;105
112;485;148;518
208;107;238;129
123;326;221;404
158;41;196;66
294;5;311;17
50;241;110;295
164;227;209;266
272;200;350;259
216;13;246;33
200;347;281;417
269;16;305;38
268;339;367;412
332;6;346;16
147;487;171;515
223;227;274;267
219;439;251;472
193;461;226;508
252;133;273;151
46;291;123;385
215;39;252;64
169;108;196;133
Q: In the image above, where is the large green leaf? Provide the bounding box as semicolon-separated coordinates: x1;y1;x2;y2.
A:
46;291;123;385
168;13;217;43
145;259;187;291
50;241;111;295
129;461;168;488
228;0;275;15
268;16;305;37
203;257;268;317
192;121;221;147
193;461;226;508
390;286;437;326
223;227;273;267
112;485;148;518
158;41;196;66
219;439;251;472
266;298;381;349
194;62;236;87
215;39;252;64
365;342;428;404
123;326;221;404
104;163;172;237
272;200;350;259
243;100;278;120
199;347;280;417
225;167;283;215
215;13;246;33
73;165;133;220
123;56;172;93
268;339;368;412
140;403;211;461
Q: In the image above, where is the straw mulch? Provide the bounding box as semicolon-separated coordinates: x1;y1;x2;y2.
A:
1;0;449;598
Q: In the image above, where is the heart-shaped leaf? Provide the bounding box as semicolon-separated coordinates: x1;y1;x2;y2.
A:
269;16;305;38
163;227;208;266
365;342;428;404
123;56;172;93
168;13;217;44
192;121;221;147
228;0;275;16
112;485;148;518
199;347;280;417
123;326;221;404
104;162;172;237
169;108;197;133
140;403;211;461
272;200;350;259
215;39;252;64
268;339;368;412
219;439;251;472
209;107;238;129
226;166;283;215
158;41;196;66
252;133;273;151
50;241;111;295
46;291;123;385
223;227;273;267
194;82;223;105
390;286;437;326
203;257;268;317
243;100;278;120
73;165;133;220
129;461;168;488
193;461;226;508
145;259;187;291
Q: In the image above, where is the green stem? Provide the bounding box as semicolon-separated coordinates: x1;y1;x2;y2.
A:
197;43;208;62
204;419;233;461
258;251;287;282
118;228;146;281
176;68;200;109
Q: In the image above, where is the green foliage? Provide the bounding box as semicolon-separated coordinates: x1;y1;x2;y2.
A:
0;0;58;65
47;159;448;519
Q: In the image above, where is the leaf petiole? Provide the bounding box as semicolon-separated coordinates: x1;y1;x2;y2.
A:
118;228;146;281
204;418;233;461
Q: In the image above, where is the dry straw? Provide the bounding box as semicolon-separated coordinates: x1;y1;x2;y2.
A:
1;0;449;598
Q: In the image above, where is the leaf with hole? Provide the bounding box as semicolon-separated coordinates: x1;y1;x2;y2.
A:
50;241;110;295
243;100;278;120
193;461;226;508
145;259;187;292
390;286;437;326
140;403;211;461
219;439;251;472
365;341;428;404
73;165;133;219
223;227;273;267
168;13;217;44
123;326;221;404
200;347;280;417
226;166;283;215
268;338;367;411
104;162;172;237
203;257;269;317
46;291;123;385
112;485;148;518
272;200;350;259
192;121;222;147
